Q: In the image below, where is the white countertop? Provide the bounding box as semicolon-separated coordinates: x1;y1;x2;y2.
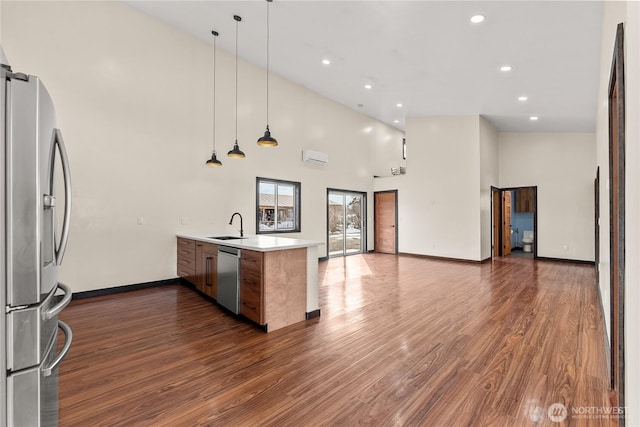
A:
177;233;322;252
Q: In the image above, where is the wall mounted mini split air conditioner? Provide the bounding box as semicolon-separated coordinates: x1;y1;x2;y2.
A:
302;149;329;165
391;166;406;176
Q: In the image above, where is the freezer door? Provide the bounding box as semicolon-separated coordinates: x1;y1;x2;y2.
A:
7;320;72;427
6;74;60;306
1;64;8;427
6;284;72;372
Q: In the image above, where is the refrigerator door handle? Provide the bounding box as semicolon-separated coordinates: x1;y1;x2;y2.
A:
52;128;72;264
43;320;73;377
43;283;72;320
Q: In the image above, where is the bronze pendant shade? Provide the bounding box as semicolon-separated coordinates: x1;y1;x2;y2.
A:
206;30;222;166
257;126;277;147
206;151;222;166
228;15;246;159
227;140;245;158
257;0;278;147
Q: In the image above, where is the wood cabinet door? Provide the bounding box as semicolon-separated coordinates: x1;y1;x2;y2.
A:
515;188;534;213
202;244;217;299
177;238;196;283
195;242;217;295
194;242;205;292
240;250;264;324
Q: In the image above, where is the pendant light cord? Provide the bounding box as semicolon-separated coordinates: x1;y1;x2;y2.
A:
212;31;217;153
266;0;270;126
235;17;239;142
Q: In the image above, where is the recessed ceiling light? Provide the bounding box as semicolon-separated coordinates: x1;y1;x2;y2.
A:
322;58;331;65
396;103;403;108
500;65;512;72
357;103;364;108
364;84;372;90
470;14;485;23
394;119;400;124
518;96;528;101
530;116;539;121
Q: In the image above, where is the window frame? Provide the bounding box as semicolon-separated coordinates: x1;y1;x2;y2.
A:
256;177;301;234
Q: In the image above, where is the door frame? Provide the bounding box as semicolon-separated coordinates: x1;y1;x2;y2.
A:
492;187;501;258
491;186;538;259
608;22;625;411
374;190;398;254
326;188;367;258
595;166;600;282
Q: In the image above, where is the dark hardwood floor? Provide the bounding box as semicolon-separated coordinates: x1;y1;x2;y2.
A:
59;254;614;426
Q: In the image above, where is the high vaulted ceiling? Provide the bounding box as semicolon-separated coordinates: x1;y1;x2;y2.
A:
124;1;603;133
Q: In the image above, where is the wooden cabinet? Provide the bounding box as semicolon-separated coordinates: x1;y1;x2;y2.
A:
239;249;264;324
195;242;218;299
177;238;217;299
515;188;535;213
240;248;307;331
178;237;309;332
177;237;196;283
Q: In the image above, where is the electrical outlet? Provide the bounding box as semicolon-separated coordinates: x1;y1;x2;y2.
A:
563;244;569;251
181;216;189;225
137;217;144;225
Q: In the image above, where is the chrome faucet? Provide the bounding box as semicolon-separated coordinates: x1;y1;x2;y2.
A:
229;212;244;237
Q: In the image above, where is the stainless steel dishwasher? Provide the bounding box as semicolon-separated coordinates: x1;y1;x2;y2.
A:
217;246;240;314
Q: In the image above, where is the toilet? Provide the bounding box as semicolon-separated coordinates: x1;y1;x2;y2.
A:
522;230;534;253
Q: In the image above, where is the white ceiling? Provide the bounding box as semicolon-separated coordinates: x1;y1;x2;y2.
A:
124;1;603;133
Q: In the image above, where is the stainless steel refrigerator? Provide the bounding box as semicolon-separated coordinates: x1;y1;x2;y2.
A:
1;48;73;426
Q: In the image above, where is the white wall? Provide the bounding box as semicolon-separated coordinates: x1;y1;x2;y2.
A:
479;116;499;260
595;1;640;423
374;116;483;261
375;127;595;263
370;123;405;178
499;133;596;262
0;1;402;292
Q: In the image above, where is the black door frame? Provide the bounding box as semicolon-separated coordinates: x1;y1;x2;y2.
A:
607;22;625;413
326;188;367;258
595;166;600;283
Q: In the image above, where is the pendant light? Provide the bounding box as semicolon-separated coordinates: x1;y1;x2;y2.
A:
206;30;222;166
228;15;246;159
257;0;278;147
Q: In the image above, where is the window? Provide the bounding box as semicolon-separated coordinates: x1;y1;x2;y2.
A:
256;177;301;234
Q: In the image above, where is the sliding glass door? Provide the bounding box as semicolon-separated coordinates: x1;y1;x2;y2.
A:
327;190;366;257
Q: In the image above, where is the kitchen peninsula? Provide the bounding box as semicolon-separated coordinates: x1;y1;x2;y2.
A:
176;234;322;332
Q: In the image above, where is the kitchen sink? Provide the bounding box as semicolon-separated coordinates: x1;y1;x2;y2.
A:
208;236;244;240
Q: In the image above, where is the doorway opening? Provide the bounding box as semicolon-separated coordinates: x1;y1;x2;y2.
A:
491;186;538;259
327;189;366;257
